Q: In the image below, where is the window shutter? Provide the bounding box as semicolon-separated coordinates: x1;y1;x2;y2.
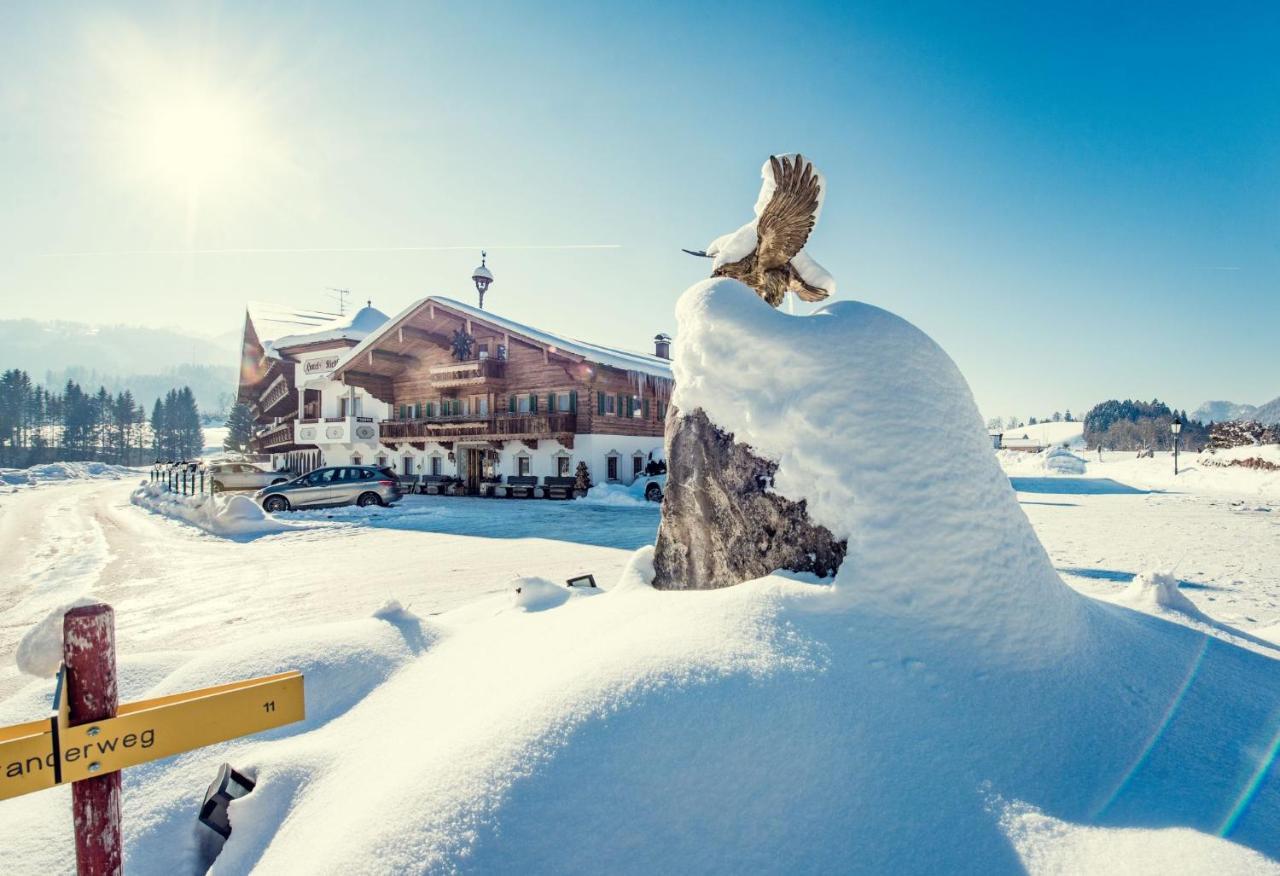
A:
548;392;555;412
625;395;633;417
509;395;516;413
598;391;605;415
617;393;625;415
530;393;538;412
643;399;650;419
570;391;578;413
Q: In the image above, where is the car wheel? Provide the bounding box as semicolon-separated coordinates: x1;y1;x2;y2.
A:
211;480;224;493
263;495;290;513
357;492;382;508
645;483;663;502
270;478;287;486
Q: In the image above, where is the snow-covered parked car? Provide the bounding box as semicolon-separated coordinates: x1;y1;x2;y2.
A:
636;472;667;502
208;462;291;493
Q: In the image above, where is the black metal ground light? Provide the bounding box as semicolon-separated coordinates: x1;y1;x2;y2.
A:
198;762;256;839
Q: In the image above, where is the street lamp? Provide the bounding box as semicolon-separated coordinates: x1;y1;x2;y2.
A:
1171;414;1183;475
471;251;494;310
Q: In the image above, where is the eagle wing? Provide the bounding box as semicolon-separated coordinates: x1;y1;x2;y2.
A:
754;155;821;272
789;271;830;302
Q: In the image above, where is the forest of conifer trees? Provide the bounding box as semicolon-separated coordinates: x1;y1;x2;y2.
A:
0;369;204;467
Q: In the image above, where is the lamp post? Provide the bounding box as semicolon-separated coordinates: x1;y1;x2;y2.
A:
1171;414;1182;476
471;251;494;310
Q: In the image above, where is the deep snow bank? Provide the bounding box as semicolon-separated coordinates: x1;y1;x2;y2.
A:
0;461;134;491
130;483;309;538
672;279;1083;653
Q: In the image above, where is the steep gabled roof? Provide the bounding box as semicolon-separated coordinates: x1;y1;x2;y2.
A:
336;296;672;380
247;302;390;357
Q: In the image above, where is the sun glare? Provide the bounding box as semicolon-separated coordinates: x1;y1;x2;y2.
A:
137;89;255;196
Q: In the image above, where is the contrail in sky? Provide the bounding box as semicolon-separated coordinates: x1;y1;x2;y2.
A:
31;243;622;257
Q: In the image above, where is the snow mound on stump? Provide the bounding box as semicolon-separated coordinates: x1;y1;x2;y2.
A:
1120;570;1203;617
14;597;100;677
672;278;1082;649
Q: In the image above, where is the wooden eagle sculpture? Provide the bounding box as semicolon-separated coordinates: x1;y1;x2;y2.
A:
684;153;833;308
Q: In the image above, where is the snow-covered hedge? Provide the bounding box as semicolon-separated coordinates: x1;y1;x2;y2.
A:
0;461;135;491
130;482;307;538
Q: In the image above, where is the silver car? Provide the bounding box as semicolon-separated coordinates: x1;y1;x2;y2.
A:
255;466;402;512
209;462;291;493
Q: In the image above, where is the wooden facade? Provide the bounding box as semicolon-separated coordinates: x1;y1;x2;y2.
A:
330;299;671;449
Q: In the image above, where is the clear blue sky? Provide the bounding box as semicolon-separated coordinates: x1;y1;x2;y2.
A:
2;1;1277;420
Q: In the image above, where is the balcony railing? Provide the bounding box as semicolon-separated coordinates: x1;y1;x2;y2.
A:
428;358;506;389
256;422;296;449
380;411;575;442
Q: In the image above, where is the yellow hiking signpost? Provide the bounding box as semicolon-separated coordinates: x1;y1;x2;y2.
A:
1;669;305;802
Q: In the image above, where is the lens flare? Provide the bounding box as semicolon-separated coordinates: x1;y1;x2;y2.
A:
1091;634;1211;819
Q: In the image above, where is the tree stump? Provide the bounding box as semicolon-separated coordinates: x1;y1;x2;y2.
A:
653;408;846;590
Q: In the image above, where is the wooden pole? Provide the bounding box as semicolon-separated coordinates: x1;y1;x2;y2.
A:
63;604;122;876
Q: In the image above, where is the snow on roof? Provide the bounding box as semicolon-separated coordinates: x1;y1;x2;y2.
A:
339;296;673;380
248;302;390;355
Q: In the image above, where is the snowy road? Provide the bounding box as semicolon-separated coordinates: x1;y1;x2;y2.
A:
2;463;1276;704
0;479;657;704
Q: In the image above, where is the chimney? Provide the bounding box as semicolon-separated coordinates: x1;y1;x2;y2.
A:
654;333;672;360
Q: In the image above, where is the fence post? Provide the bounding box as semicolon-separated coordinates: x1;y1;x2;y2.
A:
200;470;205;495
63;604;122;875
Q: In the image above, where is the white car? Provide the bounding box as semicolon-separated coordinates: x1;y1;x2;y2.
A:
208;462;291;492
636;473;667;502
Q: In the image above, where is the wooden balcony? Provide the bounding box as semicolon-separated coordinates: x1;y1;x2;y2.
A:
380;411;576;444
256;421;297;450
428;357;506;390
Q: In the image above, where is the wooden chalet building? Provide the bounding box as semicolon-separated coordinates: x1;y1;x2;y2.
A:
239;295;672;494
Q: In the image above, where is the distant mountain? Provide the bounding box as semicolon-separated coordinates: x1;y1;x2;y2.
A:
1191;400;1258;423
1255;396;1280;427
0;319;239;415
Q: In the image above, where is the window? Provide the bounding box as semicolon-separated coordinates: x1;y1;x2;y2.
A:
351;455;362;465
377;456;387;467
307;469;338;486
607;456;619;481
476;396;489;415
556;392;574;412
517;455;532;477
631;396;643;418
606;394;616;415
517;395;532;413
430;456;442;476
403;456;414;475
557;456;571;477
633;455;644;477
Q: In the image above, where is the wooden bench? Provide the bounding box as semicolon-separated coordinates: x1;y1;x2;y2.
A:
505;475;541;498
396;475;421;494
420;475;459;495
543;476;577;500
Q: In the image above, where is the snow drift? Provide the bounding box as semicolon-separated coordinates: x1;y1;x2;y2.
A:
0;461;134;492
130;483;309;538
4;283;1278;874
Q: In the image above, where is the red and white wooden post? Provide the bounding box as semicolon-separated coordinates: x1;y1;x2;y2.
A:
63;604;122;876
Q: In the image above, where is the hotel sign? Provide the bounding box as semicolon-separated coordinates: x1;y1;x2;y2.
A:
304;356;341;376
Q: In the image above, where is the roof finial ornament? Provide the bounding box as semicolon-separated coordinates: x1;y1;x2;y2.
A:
471;250;495;310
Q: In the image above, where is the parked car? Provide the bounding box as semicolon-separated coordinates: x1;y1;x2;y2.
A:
255;466;401;512
208;462;291;492
636;473;667;502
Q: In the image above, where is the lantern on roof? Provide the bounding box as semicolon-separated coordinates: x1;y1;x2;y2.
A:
472;251;494;310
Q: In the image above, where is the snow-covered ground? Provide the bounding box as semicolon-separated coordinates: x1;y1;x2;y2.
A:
0;461;136;493
0;286;1276;873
